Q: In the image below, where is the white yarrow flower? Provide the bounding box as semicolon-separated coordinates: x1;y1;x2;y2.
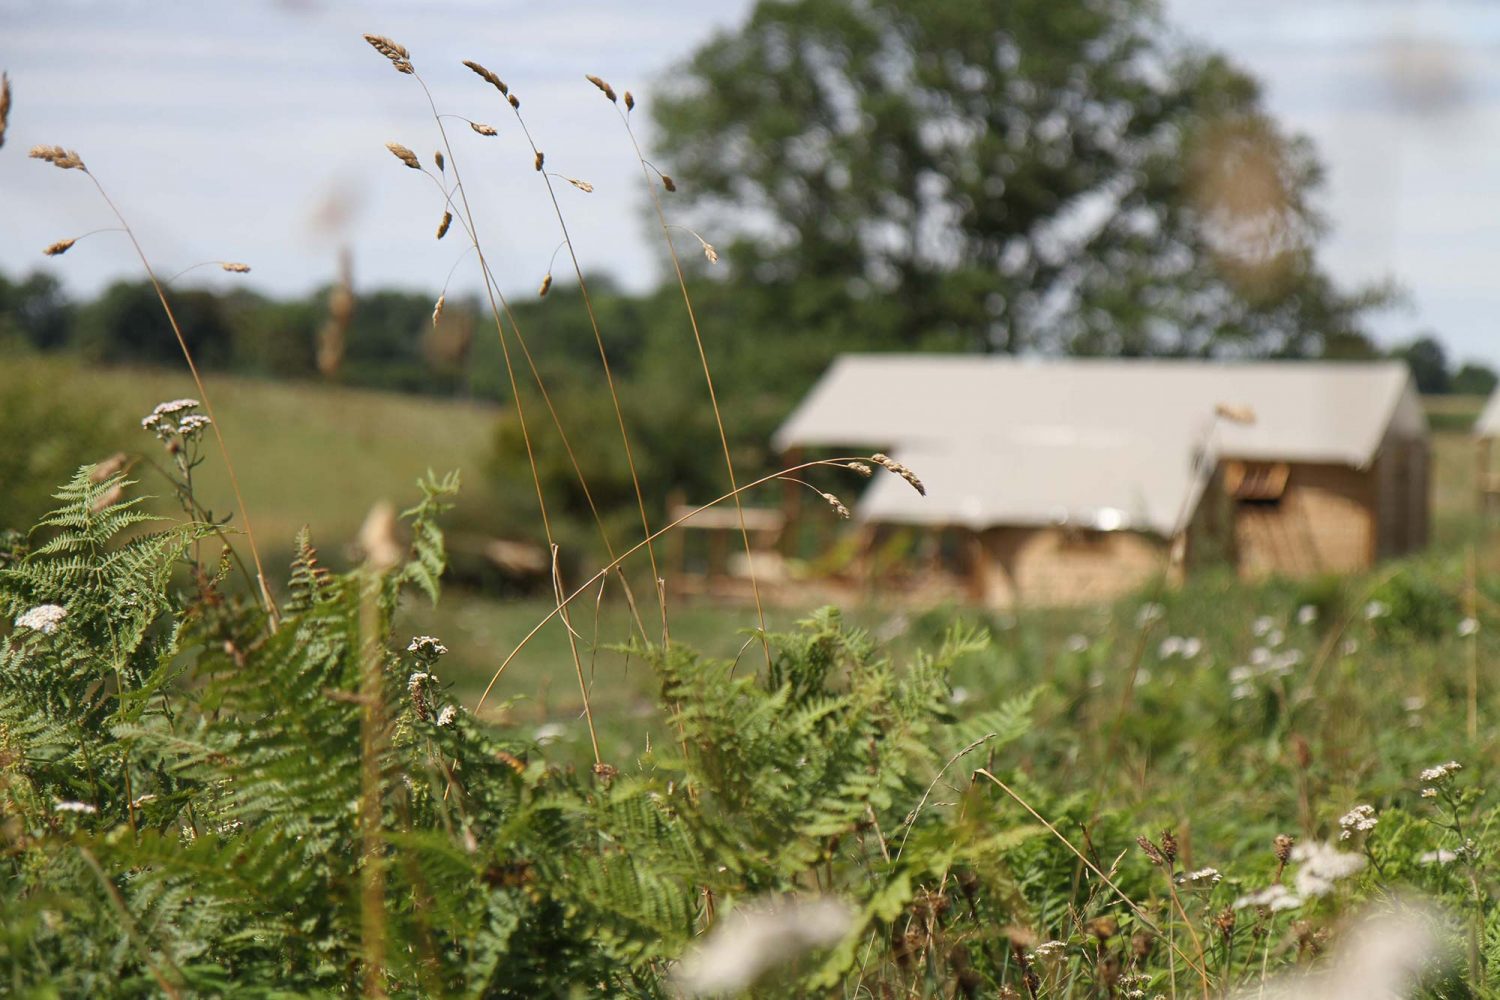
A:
15;604;67;634
1458;617;1479;638
53;800;98;814
1297;604;1319;625
436;705;457;727
1338;804;1378;840
672;896;855;997
1364;600;1389;621
1291;841;1366;897
407;635;449;657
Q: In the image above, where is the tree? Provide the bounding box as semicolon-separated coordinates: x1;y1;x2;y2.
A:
1395;334;1450;394
1452;362;1497;398
652;0;1382;356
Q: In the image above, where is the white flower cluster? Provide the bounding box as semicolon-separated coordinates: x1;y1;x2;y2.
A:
436;705;457;727
1338;804;1378;840
407;635;449;657
1173;867;1222;886
1229;645;1304;700
1458;617;1480;638
1029;940;1068;961
141;398;210;443
14;604;67;634
1364;600;1389;621
1296;604;1319;625
1234;882;1302;912
1135;602;1164;627
1065;633;1090;653
1157;635;1203;660
53;800;97;814
1291;841;1366;897
1419;760;1462;797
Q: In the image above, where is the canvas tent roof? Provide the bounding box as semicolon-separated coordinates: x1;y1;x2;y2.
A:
1476;389;1500;438
776;356;1424;537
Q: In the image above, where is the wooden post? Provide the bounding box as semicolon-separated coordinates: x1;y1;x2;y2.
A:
780;447;804;559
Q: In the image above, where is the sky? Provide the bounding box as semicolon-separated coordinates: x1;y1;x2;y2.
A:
2;0;1498;366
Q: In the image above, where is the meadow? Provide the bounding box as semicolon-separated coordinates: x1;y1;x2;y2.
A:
7;27;1500;997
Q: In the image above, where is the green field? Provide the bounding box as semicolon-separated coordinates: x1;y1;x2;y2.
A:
5;354;1496;763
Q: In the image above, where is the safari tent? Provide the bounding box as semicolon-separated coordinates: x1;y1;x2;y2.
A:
773;356;1430;607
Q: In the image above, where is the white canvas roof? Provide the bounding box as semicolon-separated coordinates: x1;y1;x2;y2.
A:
1476;389;1500;438
776;356;1425;537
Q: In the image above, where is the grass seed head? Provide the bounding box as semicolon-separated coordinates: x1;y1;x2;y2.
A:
462;59;507;95
871;453;926;495
586;74;617;102
661;173;677;192
43;238;76;256
820;492;850;519
624;90;635;111
1274;833;1295;864
507;93;520;109
846;461;873;477
1159;829;1178;865
386;142;421;169
434;150;445;172
1136;835;1165;866
436;211;452;240
29;144;84;170
221;262;251;273
363;34;413;74
432;294;445;328
565;177;594;193
470;122;497;136
534;150;544;171
538;273;552;297
0;72;10;150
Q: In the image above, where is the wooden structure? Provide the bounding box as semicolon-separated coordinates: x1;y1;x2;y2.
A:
773;356;1430;608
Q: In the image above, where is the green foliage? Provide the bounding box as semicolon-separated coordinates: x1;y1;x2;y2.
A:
653;0;1383;356
0;356;115;532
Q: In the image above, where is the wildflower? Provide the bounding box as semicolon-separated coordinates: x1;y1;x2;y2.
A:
1065;633;1089;653
53;800;97;814
1420;849;1458;865
1364;600;1388;621
435;705;457;727
1297;604;1319;625
15;604;67;634
1338;804;1378;840
948;686;970;706
1339;638;1359;656
1234;883;1303;912
1290;841;1365;897
408;671;434;721
1419;761;1462;785
1252;615;1275;637
407;635;449;657
177;413;212;437
1402;695;1425;712
1175;867;1223;886
534;722;566;745
672;896;855;996
1135;602;1164;628
1265;628;1284;649
1030;940;1068;960
1421;788;1438;799
1180;637;1203;660
1158;636;1183;658
1458;617;1479;637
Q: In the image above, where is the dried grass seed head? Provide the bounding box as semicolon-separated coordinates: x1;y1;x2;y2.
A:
436;210;452;240
43;238;76;257
363;34;413;73
29;144;84;170
432;294;445;328
871;453;926;496
820;491;850;519
434;150;445;172
507;93;520;109
386;142;421;169
660;173;677;192
586;74;617;102
0;72;10;150
221;262;251;273
624;90;635;111
538;273;552;297
470;122;497;136
462;59;508;95
534;150;544;171
565;177;594;193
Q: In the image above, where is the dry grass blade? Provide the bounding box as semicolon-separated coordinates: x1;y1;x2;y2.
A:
29;144;84;170
386;142;421;169
0;72;10;150
43;238;76;256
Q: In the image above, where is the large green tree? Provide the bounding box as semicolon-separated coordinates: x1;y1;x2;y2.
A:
652;0;1382;355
